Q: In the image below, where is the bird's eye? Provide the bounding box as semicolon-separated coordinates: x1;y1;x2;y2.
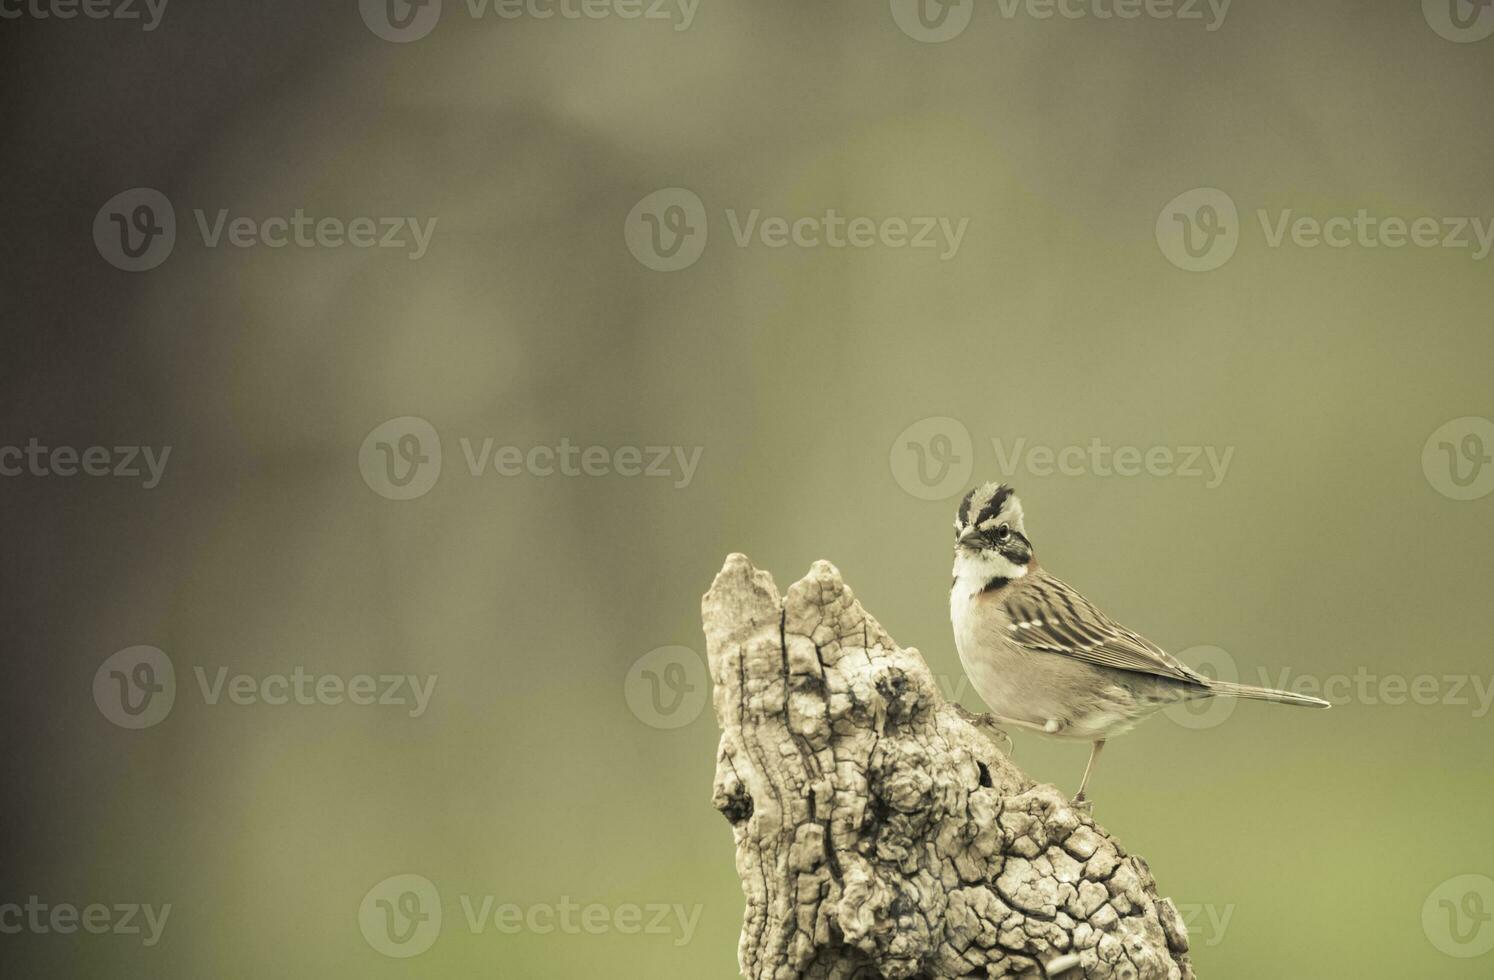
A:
995;524;1010;541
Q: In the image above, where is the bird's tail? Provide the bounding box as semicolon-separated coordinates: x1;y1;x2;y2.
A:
1206;679;1331;709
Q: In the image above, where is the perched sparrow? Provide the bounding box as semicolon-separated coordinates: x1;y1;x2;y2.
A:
950;482;1328;805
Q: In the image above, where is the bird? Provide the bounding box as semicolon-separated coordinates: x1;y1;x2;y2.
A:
949;481;1328;807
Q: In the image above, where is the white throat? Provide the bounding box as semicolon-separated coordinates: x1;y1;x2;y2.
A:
950;547;1028;664
951;547;1028;599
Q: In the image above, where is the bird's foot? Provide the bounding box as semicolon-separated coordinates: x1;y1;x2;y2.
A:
1068;793;1094;814
952;705;1014;756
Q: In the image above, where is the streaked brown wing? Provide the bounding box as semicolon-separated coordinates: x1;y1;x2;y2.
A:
1001;570;1206;685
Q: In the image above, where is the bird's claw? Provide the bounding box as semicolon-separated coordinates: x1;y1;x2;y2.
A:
1069;794;1094;814
952;705;1014;756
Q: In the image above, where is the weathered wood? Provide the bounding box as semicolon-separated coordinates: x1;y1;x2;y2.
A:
705;554;1194;980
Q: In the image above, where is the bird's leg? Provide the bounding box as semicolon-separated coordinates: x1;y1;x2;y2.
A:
1071;739;1106;808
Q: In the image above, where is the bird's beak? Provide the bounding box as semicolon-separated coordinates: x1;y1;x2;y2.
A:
957;528;983;547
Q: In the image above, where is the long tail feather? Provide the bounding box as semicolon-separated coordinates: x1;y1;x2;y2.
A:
1206;679;1330;708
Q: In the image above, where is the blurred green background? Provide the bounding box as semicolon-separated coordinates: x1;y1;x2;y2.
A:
2;1;1492;977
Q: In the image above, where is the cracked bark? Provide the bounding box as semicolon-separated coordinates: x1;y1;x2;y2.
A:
705;554;1195;980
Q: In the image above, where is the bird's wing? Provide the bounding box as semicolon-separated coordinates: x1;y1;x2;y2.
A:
999;571;1206;685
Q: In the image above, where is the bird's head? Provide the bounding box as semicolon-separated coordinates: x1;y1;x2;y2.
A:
954;482;1033;574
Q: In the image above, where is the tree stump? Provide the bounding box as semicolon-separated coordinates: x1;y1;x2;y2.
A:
704;554;1195;980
